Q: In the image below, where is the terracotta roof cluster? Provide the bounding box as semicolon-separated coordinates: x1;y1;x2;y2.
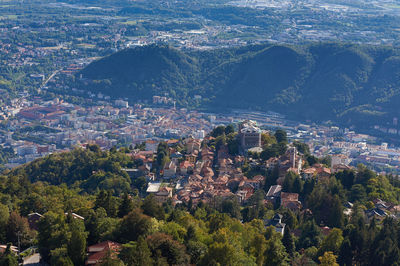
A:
175;145;265;205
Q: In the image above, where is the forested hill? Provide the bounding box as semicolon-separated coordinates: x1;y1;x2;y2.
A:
78;43;400;129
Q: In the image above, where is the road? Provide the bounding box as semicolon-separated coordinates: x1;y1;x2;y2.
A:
23;253;41;265
40;70;60;89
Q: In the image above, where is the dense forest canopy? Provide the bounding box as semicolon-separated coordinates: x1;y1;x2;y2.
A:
1;136;400;264
78;43;400;130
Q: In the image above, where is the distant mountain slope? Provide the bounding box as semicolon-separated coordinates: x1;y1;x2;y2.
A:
80;45;200;100
77;43;400;129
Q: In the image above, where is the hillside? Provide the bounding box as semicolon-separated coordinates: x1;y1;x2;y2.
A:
78;43;400;129
3;135;400;265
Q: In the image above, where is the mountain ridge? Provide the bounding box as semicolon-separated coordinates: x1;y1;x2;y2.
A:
77;43;400;130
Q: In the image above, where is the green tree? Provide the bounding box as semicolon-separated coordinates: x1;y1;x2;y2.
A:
118;193;135;218
187;240;207;264
50;247;74;266
147;232;190;265
142;194;165;220
200;241;236;266
95;190;119;217
317;228;343;257
292;141;310;154
350;184;367;203
0;244;18;266
211;126;226;137
328;196;344;228
338;238;353;266
298;220;322;250
264;234;289;266
37;212;70;262
119;236;153;266
0;204;9;242
67;220;87;266
319;251;339;266
335;170;355;190
118;209;152;242
369;218;400;266
221;198;241;219
282;228;295;257
225;124;235;135
274;130;287;144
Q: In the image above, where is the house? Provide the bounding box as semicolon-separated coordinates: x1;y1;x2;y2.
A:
331;164;351;174
163;161;177;178
244;176;264;190
365;208;387;222
263;157;279;171
186;138;201;154
145;140;158;152
65;212;85;220
302;167;316;180
237;183;255;201
170;152;183;164
145;172;156;181
266;185;282;203
179;160;194;175
138;164;151;175
315;165;331;181
265;214;286;235
201;166;214;178
86;241;122;265
166;139;179;147
28;212;43;231
280;192;302;212
185;154;197;164
155;187;173;203
121;168;141;179
146;182;162;194
235;189;252;203
0;245;18;254
239;120;261;149
331;154;351;168
133;150;154;160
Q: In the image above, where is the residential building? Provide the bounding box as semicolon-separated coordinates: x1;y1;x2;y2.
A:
86;241;122;265
239;120;261;150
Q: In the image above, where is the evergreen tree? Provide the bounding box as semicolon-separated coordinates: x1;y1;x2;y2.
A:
50;247;74;266
298;220;322;250
225;124;235;135
142;194;165;220
95;190;118;217
184;225;197;243
37;212;70;262
118;193;134;218
338;238;353;266
119;236;153;266
369;218;400;266
264;237;290;266
67;220;87;266
282;228;295;257
0;204;9;243
274;130;287;144
328;196;344;228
